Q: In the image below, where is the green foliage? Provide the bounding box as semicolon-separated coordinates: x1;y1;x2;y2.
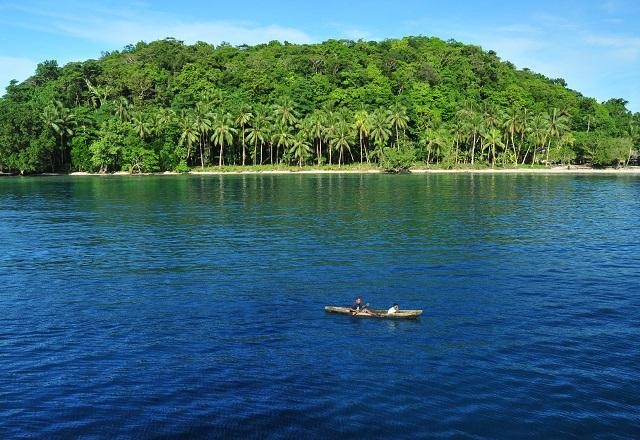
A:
380;146;416;171
0;36;636;173
573;132;632;166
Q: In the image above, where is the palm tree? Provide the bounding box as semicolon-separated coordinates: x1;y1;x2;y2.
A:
627;118;639;166
41;105;59;172
193;105;213;168
152;108;176;136
484;128;505;167
114;97;131;122
271;123;294;164
421;128;449;165
130;112;152;139
369;108;392;162
502;108;519;165
483;105;500;131
354;109;371;163
289;133;312;167
236;108;253;166
529;113;549;165
247;111;268;165
322;110;339;165
211;113;237;166
273;98;298;127
545;108;569;165
519;108;532;164
558;132;576;165
178;111;198;164
330;120;353;167
457;107;482;165
43;100;76;169
386;103;409;149
306;110;327;165
451;119;465;165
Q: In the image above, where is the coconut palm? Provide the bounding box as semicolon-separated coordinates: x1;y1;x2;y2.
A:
236;108;253;166
178;111;198;164
502;108;519;165
545;108;569;165
354;109;371;163
369;109;392;161
289;133;313;167
484;128;505;167
271;123;294;164
152;108;176;136
519;108;532;164
457;107;482;165
386;103;409;149
273;98;298;127
529;113;549;165
211;113;237;166
130;112;152;139
627;118;639;166
421;128;449;165
451;119;465;165
192;105;213;168
43;100;76;168
330;120;353;167
114;97;131;122
305;110;327;165
247;111;268;165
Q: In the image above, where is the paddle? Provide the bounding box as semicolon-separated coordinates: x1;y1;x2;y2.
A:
351;303;376;316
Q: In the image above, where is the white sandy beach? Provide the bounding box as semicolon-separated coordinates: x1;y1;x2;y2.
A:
27;165;640;177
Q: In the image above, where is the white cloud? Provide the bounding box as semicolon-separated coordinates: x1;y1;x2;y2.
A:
54;19;313;47
585;34;640;56
0;56;37;93
4;3;313;47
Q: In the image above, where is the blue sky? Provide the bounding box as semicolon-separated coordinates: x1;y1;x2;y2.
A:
1;0;639;111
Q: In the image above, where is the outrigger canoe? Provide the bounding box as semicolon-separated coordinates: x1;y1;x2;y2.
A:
324;306;422;319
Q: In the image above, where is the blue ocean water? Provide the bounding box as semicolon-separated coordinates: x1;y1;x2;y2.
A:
1;173;639;439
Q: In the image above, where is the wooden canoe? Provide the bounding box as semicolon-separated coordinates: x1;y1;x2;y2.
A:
324;306;422;319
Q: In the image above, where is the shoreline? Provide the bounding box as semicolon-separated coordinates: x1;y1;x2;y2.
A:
3;166;640;177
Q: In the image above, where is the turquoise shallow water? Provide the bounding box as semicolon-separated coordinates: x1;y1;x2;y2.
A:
1;174;639;439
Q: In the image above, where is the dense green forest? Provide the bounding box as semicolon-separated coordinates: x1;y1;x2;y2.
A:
1;36;638;174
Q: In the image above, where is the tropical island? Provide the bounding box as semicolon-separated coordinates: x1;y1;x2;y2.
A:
0;36;638;175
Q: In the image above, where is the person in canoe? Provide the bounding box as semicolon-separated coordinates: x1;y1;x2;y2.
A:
350;296;371;315
387;304;399;315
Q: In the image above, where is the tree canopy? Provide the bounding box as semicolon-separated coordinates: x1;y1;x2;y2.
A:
1;36;638;174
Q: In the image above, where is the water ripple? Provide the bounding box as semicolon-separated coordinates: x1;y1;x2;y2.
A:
1;174;639;438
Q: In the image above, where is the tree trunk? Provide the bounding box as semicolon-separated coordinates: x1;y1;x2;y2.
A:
60;134;64;170
218;143;224;167
491;143;496;168
200;139;205;169
253;138;257;166
241;127;246;166
471;133;476;165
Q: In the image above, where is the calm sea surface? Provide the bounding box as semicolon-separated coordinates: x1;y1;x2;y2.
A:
1;173;639;439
